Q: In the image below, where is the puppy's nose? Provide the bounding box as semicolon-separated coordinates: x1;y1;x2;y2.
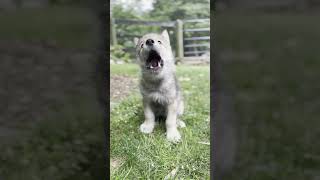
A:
146;39;154;46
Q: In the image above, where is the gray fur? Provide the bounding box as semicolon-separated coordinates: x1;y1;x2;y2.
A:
135;30;185;142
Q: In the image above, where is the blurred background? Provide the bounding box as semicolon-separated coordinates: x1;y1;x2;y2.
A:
214;0;320;179
2;0;319;179
0;1;106;179
216;0;320;11
110;0;211;64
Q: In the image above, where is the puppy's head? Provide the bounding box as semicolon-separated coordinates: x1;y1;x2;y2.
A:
135;30;174;75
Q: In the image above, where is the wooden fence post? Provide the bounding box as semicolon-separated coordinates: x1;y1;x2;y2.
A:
175;19;184;63
110;17;117;46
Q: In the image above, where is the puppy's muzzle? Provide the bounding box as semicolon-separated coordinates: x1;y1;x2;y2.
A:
146;50;164;71
146;39;154;46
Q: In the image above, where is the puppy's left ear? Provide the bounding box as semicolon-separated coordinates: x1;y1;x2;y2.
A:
161;29;170;44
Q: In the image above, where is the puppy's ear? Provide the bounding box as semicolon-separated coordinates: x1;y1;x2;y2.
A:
161;29;170;44
134;37;139;46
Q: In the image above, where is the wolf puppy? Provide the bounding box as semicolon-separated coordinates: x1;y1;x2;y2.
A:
135;30;185;142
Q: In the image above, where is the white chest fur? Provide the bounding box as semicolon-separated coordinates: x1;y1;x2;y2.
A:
147;91;171;104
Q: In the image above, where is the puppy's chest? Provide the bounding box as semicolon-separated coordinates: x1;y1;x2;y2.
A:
143;86;175;104
148;91;170;104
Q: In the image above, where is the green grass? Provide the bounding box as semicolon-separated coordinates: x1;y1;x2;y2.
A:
110;64;210;179
110;63;140;77
218;13;320;179
0;6;97;49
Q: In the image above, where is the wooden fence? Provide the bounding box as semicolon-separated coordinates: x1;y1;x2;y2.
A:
183;19;210;59
110;17;210;62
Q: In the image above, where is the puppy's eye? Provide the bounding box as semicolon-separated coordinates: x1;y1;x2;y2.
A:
158;41;162;44
140;44;144;48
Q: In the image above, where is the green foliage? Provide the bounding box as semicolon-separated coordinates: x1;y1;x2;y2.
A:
111;45;132;63
111;4;141;19
111;0;210;58
150;0;210;20
112;0;210;21
111;4;160;57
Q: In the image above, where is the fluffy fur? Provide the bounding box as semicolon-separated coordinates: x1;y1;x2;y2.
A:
135;30;185;142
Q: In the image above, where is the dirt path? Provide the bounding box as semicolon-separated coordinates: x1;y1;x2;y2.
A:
110;75;138;109
109;75;138;173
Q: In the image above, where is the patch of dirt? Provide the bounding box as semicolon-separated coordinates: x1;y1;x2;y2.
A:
110;75;138;102
110;158;125;172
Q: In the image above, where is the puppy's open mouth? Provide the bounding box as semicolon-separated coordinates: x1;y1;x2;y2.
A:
146;50;164;71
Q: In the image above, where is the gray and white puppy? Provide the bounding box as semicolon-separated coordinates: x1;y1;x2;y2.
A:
134;30;185;142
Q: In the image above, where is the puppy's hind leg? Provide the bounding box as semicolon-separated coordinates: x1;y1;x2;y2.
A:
177;98;186;128
166;100;181;142
177;96;184;116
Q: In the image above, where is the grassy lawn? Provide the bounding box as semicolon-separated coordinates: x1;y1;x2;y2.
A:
218;13;320;179
110;64;210;179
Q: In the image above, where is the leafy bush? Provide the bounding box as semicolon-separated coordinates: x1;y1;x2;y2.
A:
110;45;132;63
151;0;210;21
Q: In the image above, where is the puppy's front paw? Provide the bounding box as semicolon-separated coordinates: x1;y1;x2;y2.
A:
166;129;181;142
140;122;154;134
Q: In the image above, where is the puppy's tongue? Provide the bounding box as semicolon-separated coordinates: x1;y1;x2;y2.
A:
151;59;158;67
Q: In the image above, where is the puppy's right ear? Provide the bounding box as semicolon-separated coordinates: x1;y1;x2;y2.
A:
134;37;139;46
161;29;170;43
